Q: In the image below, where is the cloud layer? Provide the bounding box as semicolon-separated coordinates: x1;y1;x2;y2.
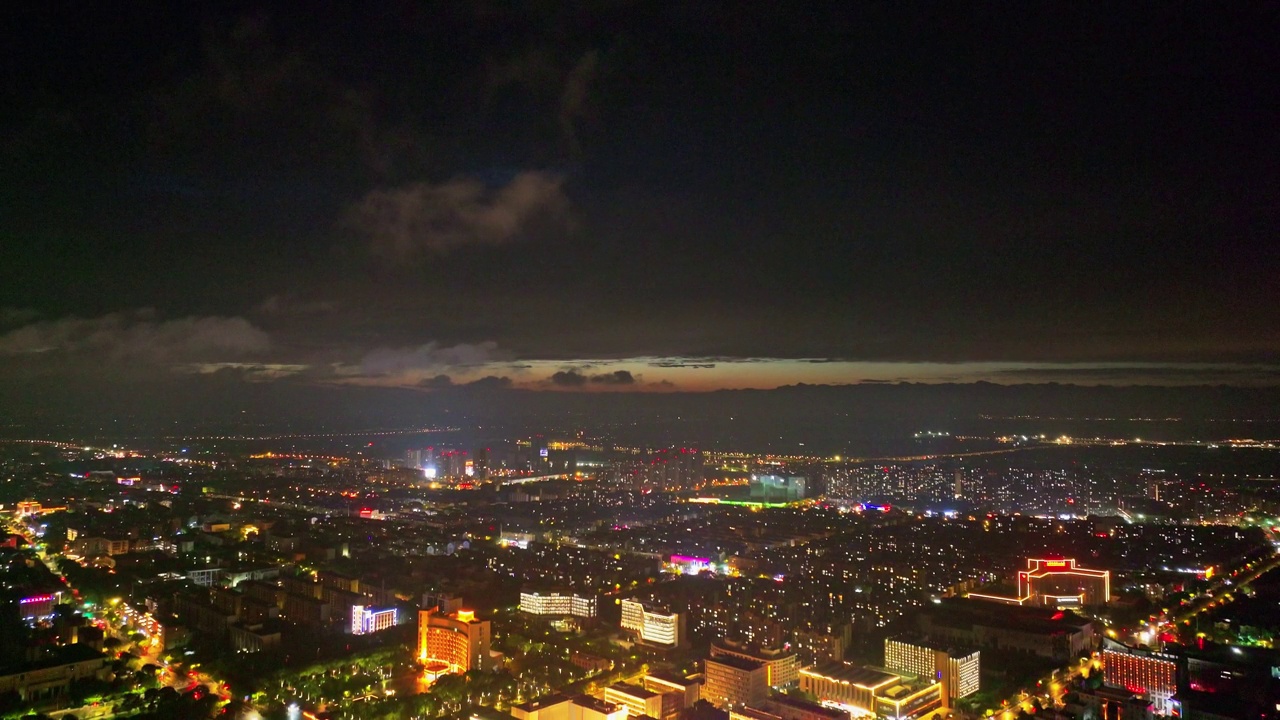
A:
357;341;506;376
0;312;269;363
346;172;571;259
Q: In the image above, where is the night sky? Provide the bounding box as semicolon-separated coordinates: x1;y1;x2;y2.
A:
2;2;1278;405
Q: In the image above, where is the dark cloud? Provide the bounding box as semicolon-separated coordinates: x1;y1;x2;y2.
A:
344;172;572;260
0;312;269;364
590;370;635;385
993;365;1280;386
549;370;589;387
1;2;1277;413
463;375;513;390
417;373;512;391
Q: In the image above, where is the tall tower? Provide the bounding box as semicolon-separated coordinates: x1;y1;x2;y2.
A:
953;469;963;499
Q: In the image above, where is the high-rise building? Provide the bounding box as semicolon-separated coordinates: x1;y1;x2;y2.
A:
1101;643;1178;716
351;606;397;635
417;609;492;681
884;636;980;703
703;655;770;709
792;623;852;665
621;600;682;648
645;448;704;490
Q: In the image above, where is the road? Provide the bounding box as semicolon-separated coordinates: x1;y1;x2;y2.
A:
5;514;239;718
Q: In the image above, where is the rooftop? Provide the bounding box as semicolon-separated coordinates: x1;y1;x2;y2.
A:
708;655;767;672
887;634;979;658
929;598;1093;634
646;671;699;688
802;663;899;689
513;693;571;713
573;695;622;714
607;682;659;699
733;709;782;720
763;694;848;720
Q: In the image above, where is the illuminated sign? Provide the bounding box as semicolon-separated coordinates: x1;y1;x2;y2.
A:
669;555;711;565
1043;561;1068;568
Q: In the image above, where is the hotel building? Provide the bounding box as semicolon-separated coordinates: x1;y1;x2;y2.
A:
418;608;492;681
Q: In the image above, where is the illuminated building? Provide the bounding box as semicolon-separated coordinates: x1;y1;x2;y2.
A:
792;623;852;665
757;695;849;720
621;600;682;648
0;647;108;705
645;447;704;490
604;682;675;720
749;475;806;502
352;605;397;635
1020;558;1110;606
730;708;781;720
884;636;979;703
520;591;598;618
119;602;166;650
18;593;59;622
799;663;942;720
1102;644;1178;716
968;558;1110;607
417;608;492;681
642;672;701;715
710;640;799;688
570;695;629;720
513;694;572;720
704;655;770;709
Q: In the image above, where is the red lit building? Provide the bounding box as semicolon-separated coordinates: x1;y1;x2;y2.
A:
970;558;1110;607
1102;643;1177;716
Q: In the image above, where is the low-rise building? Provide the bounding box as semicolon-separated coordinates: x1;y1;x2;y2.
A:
569;695;628;720
643;672;701;711
0;646;108;707
759;696;848;720
512;693;572;720
604;683;670;720
800;663;943;720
